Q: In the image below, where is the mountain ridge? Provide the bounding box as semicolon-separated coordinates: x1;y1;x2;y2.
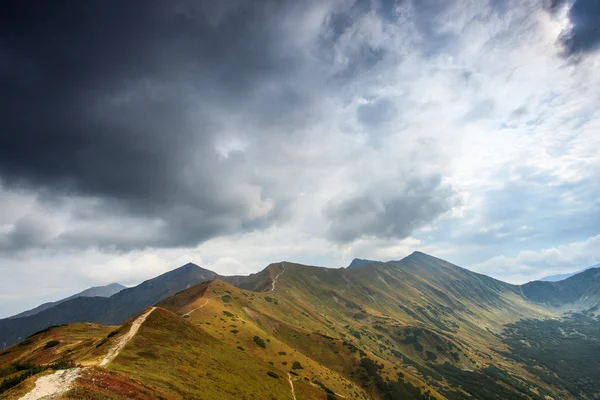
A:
0;262;270;348
3;252;600;399
8;283;126;320
538;263;599;282
4;253;600;349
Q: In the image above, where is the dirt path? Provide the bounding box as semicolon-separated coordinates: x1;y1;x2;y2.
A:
287;373;297;400
19;368;81;400
99;307;156;367
183;298;210;316
271;263;285;292
19;307;156;399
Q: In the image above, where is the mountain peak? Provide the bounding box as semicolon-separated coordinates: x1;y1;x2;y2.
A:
405;250;430;259
104;283;127;290
167;262;212;276
401;251;443;263
346;258;377;269
180;262;201;269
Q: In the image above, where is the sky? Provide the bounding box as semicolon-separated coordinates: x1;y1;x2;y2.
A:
1;0;599;317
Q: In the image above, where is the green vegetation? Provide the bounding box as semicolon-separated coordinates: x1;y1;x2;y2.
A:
355;358;426;399
291;361;303;370
0;360;73;394
500;314;600;397
0;362;35;379
431;363;538;400
425;350;437;361
253;336;267;349
266;371;279;379
107;329;120;338
313;379;337;399
44;340;60;348
221;295;232;303
222;311;234;317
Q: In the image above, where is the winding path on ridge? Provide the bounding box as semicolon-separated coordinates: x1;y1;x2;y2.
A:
287;373;297;400
183;298;210;317
18;307;156;400
270;262;285;292
99;306;156;366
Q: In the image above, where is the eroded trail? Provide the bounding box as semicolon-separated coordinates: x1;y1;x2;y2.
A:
183;298;210;316
287;373;297;400
270;263;285;292
99;306;156;367
19;307;156;399
19;368;81;400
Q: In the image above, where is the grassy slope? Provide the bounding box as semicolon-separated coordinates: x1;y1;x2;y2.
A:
158;280;368;399
522;267;600;309
0;323;118;368
107;307;322;399
158;256;564;399
4;253;585;400
0;322;117;399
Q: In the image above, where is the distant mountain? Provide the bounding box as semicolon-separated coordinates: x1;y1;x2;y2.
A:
8;283;126;319
346;258;377;269
538;264;599;282
0;263;271;348
521;266;600;308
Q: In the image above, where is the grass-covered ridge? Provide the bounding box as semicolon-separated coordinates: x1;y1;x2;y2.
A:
3;253;599;399
107;307;316;399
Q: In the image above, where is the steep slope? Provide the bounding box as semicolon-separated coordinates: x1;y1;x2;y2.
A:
155;256;561;399
8;283;126;319
0;263;271;348
157;279;391;399
521;267;600;309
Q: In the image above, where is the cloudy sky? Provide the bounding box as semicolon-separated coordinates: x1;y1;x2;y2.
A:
1;0;599;317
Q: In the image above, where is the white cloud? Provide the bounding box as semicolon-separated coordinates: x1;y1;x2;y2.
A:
470;234;600;283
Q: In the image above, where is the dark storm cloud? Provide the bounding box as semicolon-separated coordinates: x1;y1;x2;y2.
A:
550;0;600;55
0;0;316;250
0;215;59;252
324;175;456;242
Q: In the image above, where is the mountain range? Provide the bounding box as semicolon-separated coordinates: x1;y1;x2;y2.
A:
1;252;600;399
7;283;126;320
538;264;599;282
